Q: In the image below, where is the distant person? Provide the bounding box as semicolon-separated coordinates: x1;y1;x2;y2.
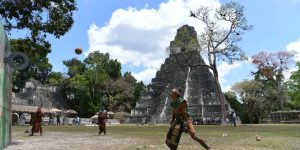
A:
30;107;44;136
166;88;211;150
49;114;54;125
56;115;61;126
72;118;76;125
75;116;80;126
98;109;108;135
231;111;237;126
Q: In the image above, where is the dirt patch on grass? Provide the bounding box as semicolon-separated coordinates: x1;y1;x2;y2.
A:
5;132;141;150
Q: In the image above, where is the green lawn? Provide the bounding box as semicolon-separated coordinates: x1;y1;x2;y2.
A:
8;124;300;150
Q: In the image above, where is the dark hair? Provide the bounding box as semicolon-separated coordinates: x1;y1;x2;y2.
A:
177;87;183;96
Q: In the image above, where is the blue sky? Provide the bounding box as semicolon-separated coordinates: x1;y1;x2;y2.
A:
10;0;300;91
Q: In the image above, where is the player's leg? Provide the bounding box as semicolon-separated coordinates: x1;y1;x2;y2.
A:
40;123;43;136
187;120;210;150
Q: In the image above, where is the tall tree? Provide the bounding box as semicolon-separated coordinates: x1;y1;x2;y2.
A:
62;51;128;116
123;72;145;108
0;0;77;43
231;80;277;123
190;1;252;124
104;78;134;112
1;0;77;88
84;51;122;80
252;51;294;110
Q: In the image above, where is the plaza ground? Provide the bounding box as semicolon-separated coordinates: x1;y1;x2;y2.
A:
4;124;300;150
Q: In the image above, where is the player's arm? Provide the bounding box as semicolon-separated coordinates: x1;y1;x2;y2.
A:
181;100;189;121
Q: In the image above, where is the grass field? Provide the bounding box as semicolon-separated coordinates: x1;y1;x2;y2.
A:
5;124;300;150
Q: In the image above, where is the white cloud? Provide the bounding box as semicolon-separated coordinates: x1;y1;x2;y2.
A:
132;68;157;84
287;38;300;61
218;62;243;85
222;85;232;92
87;0;222;84
285;38;300;80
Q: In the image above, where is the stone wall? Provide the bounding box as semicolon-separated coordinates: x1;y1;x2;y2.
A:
13;79;68;109
0;22;12;149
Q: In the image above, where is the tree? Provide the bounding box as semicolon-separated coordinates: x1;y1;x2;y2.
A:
84;51;122;79
287;61;300;106
61;51;137;116
104;78;134;112
190;1;252;124
231;80;275;123
123;72;145;108
106;59;122;80
46;72;65;85
1;0;77;89
0;0;77;43
224;91;248;123
63;58;86;78
252;51;294;110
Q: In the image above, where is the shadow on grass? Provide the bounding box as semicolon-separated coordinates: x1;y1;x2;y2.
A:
9;141;22;146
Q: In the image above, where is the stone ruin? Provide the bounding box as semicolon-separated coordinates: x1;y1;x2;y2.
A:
12;79;70;125
126;25;231;124
12;78;68;109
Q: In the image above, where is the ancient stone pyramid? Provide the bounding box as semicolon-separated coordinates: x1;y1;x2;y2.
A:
127;25;229;123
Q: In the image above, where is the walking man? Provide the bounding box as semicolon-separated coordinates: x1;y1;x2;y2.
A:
166;88;211;150
98;109;108;135
30;107;44;136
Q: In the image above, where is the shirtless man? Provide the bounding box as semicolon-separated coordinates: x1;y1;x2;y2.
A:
168;88;211;150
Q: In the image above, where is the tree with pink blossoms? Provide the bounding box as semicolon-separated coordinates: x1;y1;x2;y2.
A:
251;51;294;110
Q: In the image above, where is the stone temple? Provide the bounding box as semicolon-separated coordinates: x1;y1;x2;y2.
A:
126;25;231;124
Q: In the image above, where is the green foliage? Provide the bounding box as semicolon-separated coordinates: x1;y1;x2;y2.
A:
133;81;145;108
46;72;65;85
62;52;143;117
224;91;249;123
122;72;145;108
0;0;77;42
251;51;294;110
232;80;280;123
63;58;86;78
106;59;122;79
287;62;300;107
84;51;122;79
2;0;77;90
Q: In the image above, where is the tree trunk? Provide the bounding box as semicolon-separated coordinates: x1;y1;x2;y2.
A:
277;70;284;110
277;80;284;110
212;68;227;125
